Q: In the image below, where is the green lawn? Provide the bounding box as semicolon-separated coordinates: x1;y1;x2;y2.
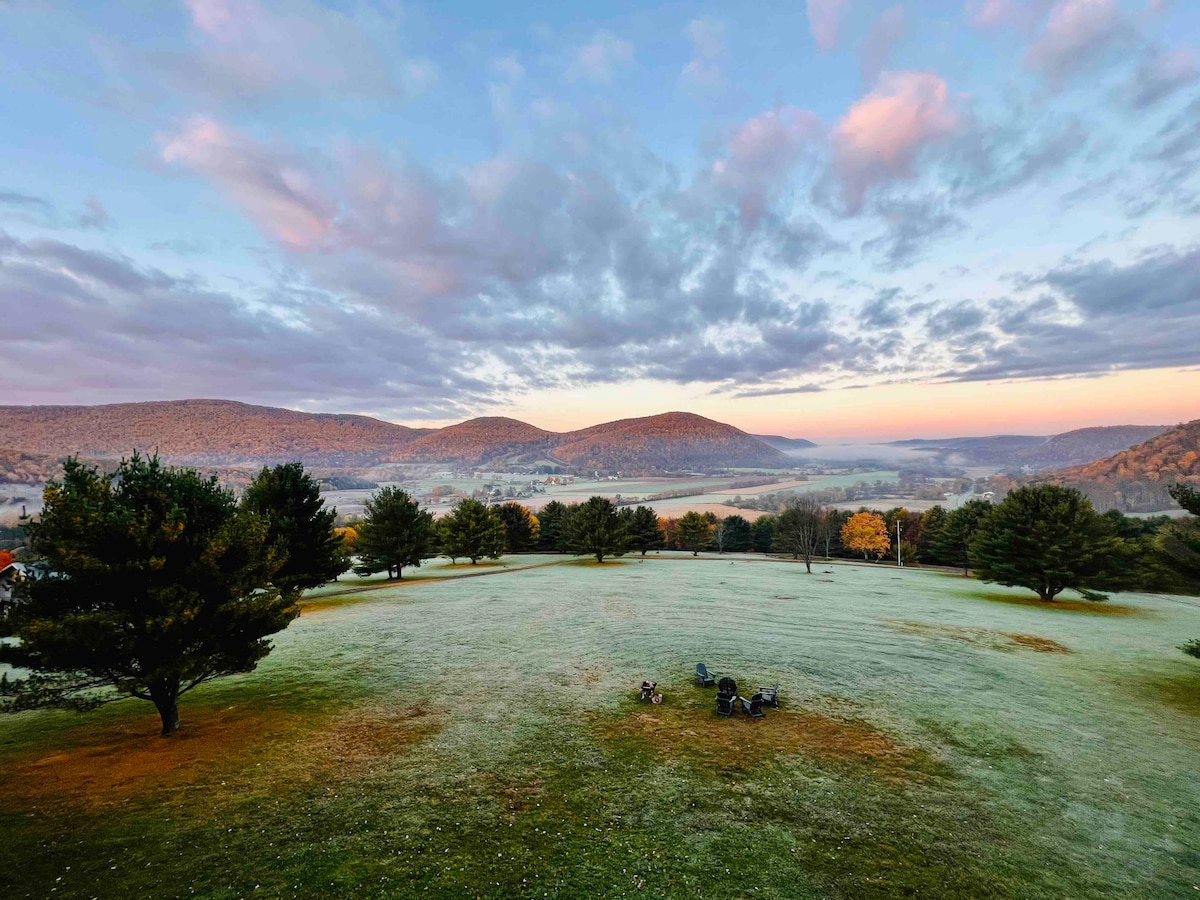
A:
2;555;1198;898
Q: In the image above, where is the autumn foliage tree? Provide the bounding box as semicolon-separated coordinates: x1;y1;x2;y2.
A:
841;511;890;560
0;455;296;736
0;549;13;569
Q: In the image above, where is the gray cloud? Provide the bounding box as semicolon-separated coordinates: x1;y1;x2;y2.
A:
0;230;492;417
1124;47;1197;109
947;244;1200;381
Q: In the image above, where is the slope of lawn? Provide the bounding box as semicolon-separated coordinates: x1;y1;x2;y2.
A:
2;555;1198;898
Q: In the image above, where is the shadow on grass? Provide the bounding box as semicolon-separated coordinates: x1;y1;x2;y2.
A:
958;590;1146;616
0;693;443;815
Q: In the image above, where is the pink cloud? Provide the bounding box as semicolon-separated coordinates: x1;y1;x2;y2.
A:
807;0;850;51
571;31;634;83
176;0;434;101
161;116;335;250
1026;0;1121;85
832;71;962;212
681;17;727;92
966;0;1014;29
712;107;823;223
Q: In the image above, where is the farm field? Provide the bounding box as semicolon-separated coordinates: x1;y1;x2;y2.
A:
2;555;1198;898
321;471;903;521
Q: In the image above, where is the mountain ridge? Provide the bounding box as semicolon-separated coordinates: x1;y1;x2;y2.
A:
1040;419;1199;511
0;400;788;475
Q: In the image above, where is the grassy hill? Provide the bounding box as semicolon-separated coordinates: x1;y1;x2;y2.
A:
2;556;1198;897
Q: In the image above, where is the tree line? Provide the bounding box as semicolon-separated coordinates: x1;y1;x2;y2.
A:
3;456;1198;737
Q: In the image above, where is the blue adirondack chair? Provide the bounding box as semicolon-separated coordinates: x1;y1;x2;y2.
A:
741;692;766;718
696;663;716;687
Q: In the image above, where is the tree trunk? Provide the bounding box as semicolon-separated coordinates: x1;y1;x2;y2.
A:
596;551;604;563
805;558;812;574
151;685;181;736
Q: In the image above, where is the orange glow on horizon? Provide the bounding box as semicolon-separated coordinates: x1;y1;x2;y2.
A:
402;367;1200;442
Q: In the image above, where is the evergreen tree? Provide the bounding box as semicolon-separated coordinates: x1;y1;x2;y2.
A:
625;505;664;555
441;498;506;564
934;499;993;575
1160;484;1200;579
536;500;571;552
968;484;1122;602
718;514;752;552
0;455;294;735
569;496;627;562
917;505;948;564
496;502;540;552
354;487;436;579
676;511;712;556
751;515;778;553
242;462;349;593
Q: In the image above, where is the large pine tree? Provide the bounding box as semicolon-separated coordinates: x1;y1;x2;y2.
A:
968;485;1121;602
441;498;506;564
242;462;349;593
624;505;664;555
1;455;296;735
354;487;436;579
569;496;627;563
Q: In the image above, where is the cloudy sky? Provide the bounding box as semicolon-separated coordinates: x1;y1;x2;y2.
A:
1;0;1198;440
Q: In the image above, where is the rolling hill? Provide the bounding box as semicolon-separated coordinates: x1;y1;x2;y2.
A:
753;434;819;453
1042;419;1200;511
0;400;429;467
554;412;788;471
888;425;1170;471
0;401;789;476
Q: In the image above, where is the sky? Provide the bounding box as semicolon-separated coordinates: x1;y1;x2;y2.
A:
1;0;1198;441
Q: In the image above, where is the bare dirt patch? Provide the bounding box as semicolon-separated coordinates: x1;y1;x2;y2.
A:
593;700;925;779
885;620;1071;654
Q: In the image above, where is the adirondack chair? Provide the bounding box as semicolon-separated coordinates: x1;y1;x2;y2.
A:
717;677;738;698
695;663;716;687
640;680;657;701
715;693;737;716
741;692;766;718
758;684;781;709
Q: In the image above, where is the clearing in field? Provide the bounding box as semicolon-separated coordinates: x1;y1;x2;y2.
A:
2;554;1198;898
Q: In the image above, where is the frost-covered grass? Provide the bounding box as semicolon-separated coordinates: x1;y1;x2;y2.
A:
2;556;1199;898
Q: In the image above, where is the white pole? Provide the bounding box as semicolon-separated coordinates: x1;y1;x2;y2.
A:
896;519;902;567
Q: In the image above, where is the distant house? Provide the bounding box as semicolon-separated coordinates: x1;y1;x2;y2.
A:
0;561;28;607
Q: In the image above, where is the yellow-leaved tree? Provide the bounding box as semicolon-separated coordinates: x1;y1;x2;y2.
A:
841;511;890;561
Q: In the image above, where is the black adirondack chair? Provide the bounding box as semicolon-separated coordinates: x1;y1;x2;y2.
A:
758;684;781;708
715;693;737;716
695;663;716;687
741;692;766;718
639;680;657;701
717;677;738;698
